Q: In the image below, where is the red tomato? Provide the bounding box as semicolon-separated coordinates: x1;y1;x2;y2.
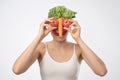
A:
63;19;73;28
49;18;58;27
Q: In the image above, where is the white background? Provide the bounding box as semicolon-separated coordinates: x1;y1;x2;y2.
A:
0;0;120;80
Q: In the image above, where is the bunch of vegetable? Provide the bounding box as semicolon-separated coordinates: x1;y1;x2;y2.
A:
48;6;77;37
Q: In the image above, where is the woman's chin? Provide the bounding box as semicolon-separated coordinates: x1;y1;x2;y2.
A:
55;37;67;42
51;31;68;42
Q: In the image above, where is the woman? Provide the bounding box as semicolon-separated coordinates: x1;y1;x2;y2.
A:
12;6;107;80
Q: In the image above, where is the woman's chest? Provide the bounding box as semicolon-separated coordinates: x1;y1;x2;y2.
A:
48;47;74;63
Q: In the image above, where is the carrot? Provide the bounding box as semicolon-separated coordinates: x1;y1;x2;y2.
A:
58;18;63;37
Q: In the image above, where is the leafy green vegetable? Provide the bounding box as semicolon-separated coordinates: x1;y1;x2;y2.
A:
48;6;77;19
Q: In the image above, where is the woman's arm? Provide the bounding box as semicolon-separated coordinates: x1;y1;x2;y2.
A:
12;34;42;75
76;38;107;76
12;18;56;75
64;20;107;76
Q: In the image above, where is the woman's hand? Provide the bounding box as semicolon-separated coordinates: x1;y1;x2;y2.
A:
39;18;57;39
64;20;81;41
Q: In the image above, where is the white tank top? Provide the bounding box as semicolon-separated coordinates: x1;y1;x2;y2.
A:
39;43;80;80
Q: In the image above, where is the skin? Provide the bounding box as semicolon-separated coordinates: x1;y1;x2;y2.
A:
12;18;107;76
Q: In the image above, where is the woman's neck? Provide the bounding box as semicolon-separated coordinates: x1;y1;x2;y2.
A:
51;39;68;48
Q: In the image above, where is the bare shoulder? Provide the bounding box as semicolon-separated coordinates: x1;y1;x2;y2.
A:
74;43;83;63
67;42;82;56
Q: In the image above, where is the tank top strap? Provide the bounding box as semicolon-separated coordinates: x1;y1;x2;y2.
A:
73;44;79;62
73;44;76;55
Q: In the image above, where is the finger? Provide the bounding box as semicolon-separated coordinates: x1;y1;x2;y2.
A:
51;27;57;30
42;24;51;30
48;17;54;20
70;21;80;29
47;17;55;22
71;26;80;30
69;19;76;23
63;27;69;31
39;24;47;32
47;25;57;32
63;27;71;32
42;24;48;27
69;22;76;27
71;28;78;33
42;18;52;24
45;19;51;24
